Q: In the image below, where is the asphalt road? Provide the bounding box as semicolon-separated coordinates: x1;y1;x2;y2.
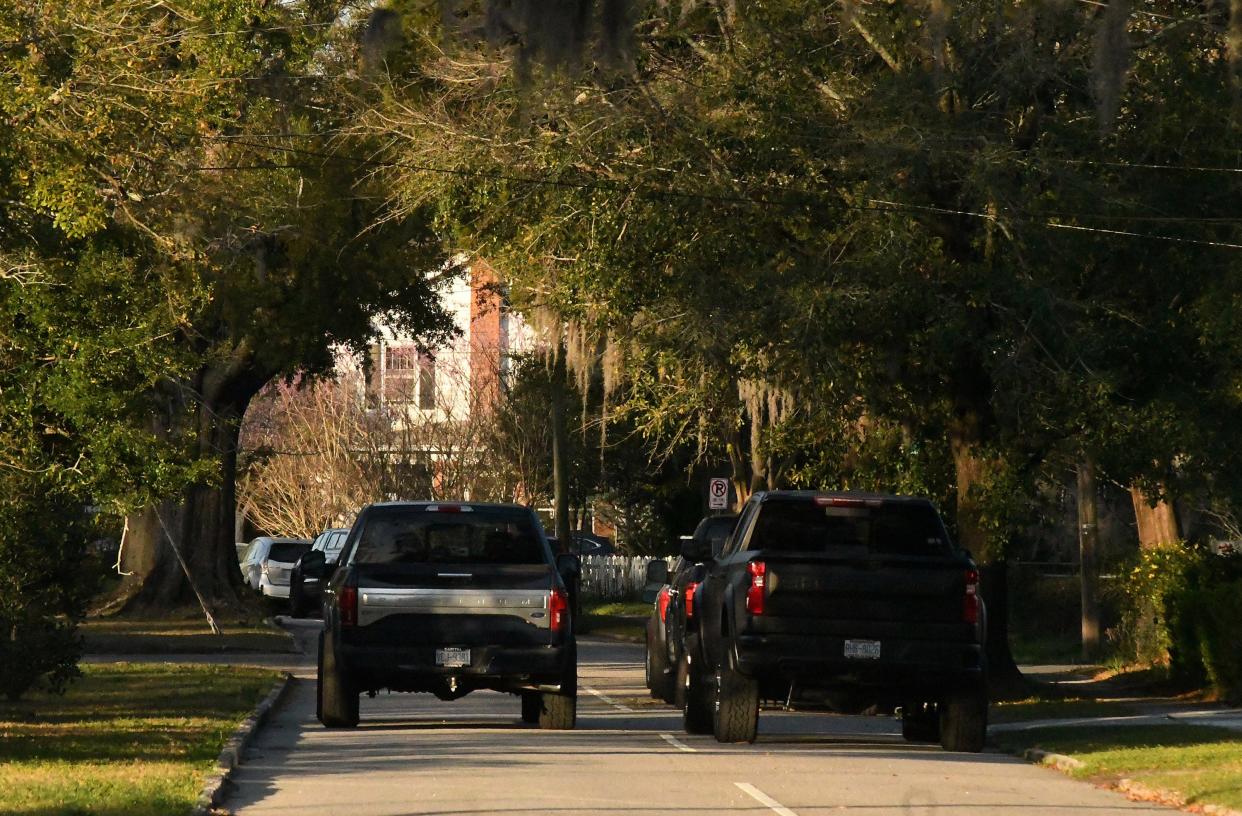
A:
223;621;1172;816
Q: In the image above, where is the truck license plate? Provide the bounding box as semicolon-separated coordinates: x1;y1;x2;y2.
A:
844;639;881;660
435;648;471;667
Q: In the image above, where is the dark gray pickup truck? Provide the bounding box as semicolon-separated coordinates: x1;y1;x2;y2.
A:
307;502;577;730
686;490;987;750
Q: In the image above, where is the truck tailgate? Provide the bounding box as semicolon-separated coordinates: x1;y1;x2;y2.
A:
353;563;556;646
761;554;972;640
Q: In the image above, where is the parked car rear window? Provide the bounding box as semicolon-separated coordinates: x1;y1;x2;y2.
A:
352;507;549;566
749;500;951;557
268;542;310;563
695;515;736;551
324;532;346;562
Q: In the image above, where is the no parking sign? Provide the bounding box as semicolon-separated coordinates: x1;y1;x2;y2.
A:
708;477;729;510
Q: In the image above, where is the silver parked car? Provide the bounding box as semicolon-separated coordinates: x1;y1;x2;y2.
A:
239;536;312;599
288;528;350;618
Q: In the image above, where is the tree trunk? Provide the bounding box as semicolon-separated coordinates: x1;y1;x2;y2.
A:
748;403;768;496
1129;484;1180;548
550;347;572;549
1078;458;1101;661
119;374;258;616
950;412;1025;695
726;426;751;510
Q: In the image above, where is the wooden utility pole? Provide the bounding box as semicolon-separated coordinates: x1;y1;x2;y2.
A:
1078;458;1101;660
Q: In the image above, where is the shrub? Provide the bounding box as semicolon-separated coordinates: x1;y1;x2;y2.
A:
0;485;101;700
1111;543;1200;666
0;619;83;701
1170;556;1242;701
1114;544;1242;700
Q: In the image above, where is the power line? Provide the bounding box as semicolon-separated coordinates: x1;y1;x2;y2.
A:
206;131;1242;179
1071;0;1213;25
208;138;1242;241
1045;221;1242;250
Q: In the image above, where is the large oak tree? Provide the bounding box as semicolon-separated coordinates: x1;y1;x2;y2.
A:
1;0;454;612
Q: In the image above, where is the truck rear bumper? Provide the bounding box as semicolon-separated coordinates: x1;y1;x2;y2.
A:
339;642;572;693
735;633;984;699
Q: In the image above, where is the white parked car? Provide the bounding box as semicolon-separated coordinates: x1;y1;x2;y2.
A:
239;536;312;599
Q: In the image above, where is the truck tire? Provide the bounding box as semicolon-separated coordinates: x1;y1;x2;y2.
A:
538;651;577;730
901;702;940;743
680;652;713;735
939;687;987;753
646;637;675;703
520;691;541;724
712;662;759;744
289;584;306;618
317;631;359;728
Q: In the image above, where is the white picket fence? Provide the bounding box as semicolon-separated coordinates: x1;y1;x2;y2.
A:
580;555;669;600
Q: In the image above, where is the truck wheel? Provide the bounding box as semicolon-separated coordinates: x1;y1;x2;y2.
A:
901;702;940;743
520;691;541;724
680;652;713;735
539;652;577;730
289;586;306;618
939;687;987;753
646;637;675;703
712;662;759;744
317;631;359;728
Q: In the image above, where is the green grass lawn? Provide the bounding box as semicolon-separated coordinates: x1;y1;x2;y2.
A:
994;724;1242;812
991;696;1140;724
0;662;280;816
81;617;296;654
578;599;649;641
583;600;651;617
1010;634;1090;666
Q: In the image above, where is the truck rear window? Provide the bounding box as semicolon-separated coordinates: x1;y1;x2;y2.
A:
351;507;549;566
749;500;951;557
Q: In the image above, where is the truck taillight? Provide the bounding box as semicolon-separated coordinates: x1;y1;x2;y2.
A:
963;569;980;625
340;586;358;627
746;560;767;615
684;582;700;620
550;587;569;633
657;586;671;623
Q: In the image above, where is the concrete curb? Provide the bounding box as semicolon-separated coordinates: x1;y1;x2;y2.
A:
193;672;293;816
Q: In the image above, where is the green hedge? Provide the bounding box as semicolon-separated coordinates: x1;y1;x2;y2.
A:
1117;545;1242;701
1171;574;1242;700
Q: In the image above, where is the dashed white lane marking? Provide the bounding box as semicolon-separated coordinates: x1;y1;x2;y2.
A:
659;733;696;752
583;686;634;712
735;782;798;816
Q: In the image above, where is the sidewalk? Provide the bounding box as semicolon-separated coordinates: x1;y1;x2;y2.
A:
998;663;1242;734
991;707;1242;734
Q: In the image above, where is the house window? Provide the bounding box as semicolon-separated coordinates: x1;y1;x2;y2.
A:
418;352;436;409
387;346;419;371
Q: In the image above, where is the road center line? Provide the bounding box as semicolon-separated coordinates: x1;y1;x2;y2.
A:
735;782;798;816
659;733;696;752
583;686;634;712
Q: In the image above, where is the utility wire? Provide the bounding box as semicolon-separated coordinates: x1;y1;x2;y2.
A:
204;131;1242;179
202;138;1242;246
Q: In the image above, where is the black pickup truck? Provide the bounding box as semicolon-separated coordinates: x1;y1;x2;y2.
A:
644;514;736;704
685;490;987;750
306;502;578;730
